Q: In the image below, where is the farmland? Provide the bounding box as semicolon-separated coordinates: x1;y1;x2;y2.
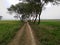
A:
0;20;60;45
30;20;60;45
0;20;23;45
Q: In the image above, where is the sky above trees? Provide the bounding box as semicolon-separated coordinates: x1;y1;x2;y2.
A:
0;0;60;20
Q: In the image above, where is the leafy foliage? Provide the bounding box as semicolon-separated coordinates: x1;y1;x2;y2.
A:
8;0;60;23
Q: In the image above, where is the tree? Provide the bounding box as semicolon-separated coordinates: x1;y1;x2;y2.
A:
8;4;24;20
26;0;60;24
8;0;60;23
0;16;2;20
8;3;32;21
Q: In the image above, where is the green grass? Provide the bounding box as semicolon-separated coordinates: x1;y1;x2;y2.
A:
0;20;23;45
30;21;60;45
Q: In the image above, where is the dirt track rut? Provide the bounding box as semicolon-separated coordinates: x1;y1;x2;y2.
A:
7;23;36;45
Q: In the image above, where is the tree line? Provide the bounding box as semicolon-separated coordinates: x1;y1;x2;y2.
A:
8;0;60;24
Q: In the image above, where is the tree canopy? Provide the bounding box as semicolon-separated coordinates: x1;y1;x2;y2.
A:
8;0;60;24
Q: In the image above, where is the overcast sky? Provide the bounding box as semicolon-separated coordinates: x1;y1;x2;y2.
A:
0;0;60;20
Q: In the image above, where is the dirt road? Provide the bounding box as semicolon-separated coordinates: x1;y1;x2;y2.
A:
7;22;36;45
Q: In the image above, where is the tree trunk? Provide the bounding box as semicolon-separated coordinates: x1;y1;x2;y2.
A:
38;13;40;24
19;15;21;20
34;14;37;23
38;6;42;24
19;15;22;22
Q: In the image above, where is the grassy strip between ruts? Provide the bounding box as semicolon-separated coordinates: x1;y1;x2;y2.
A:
29;21;60;45
0;20;24;45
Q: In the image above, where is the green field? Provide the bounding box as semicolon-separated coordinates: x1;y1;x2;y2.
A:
30;20;60;45
0;20;60;45
0;20;23;45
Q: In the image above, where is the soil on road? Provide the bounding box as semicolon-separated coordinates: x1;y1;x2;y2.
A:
7;22;36;45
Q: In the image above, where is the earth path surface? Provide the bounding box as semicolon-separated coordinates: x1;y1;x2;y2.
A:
7;22;37;45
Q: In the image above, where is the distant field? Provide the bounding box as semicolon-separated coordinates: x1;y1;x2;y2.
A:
0;20;23;45
30;20;60;45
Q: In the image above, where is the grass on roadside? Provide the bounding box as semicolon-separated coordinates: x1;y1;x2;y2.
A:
29;21;60;45
0;20;24;45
